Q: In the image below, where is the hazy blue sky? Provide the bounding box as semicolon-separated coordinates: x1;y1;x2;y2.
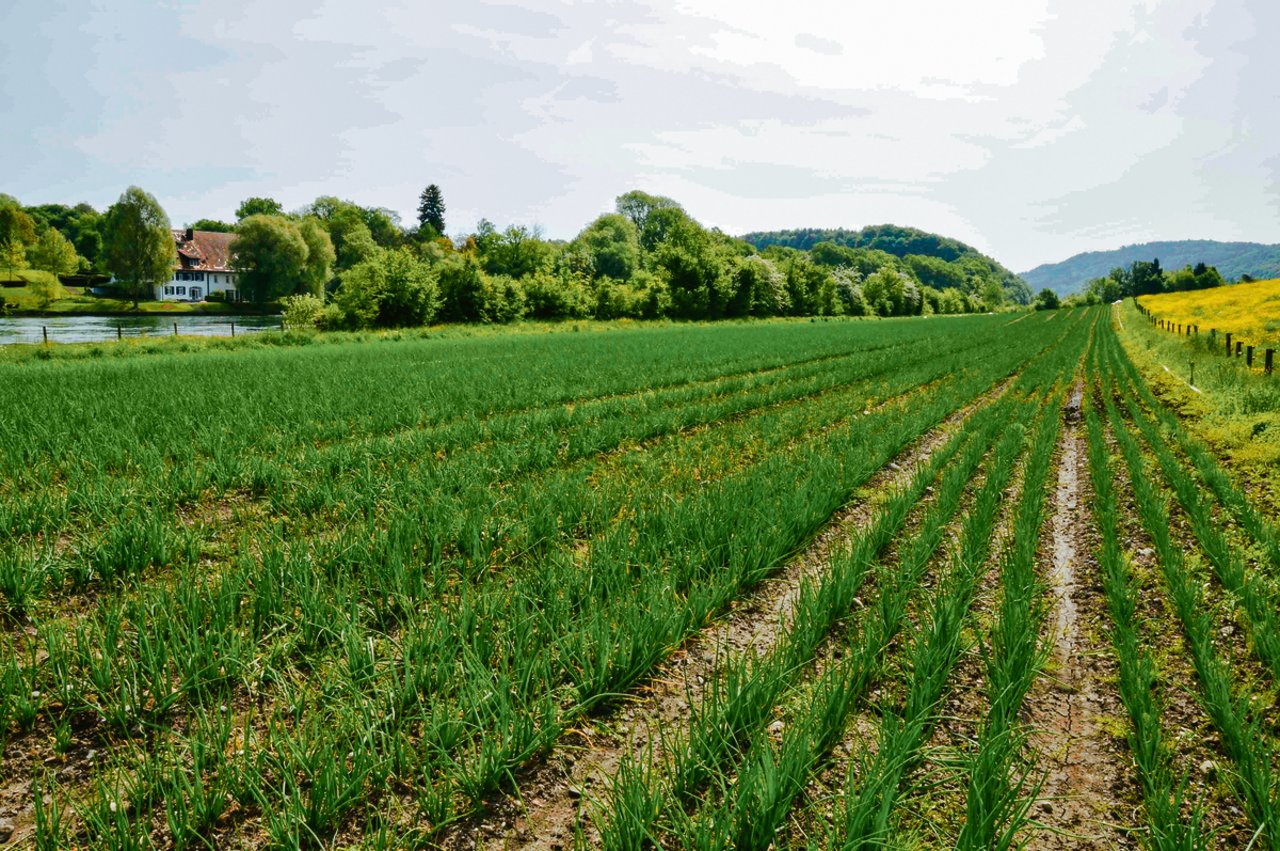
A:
3;0;1277;270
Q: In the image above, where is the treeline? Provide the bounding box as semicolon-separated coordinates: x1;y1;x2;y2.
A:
1072;258;1227;305
743;225;1033;307
3;187;1019;329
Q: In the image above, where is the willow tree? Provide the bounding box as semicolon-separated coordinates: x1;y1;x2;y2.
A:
103;186;174;307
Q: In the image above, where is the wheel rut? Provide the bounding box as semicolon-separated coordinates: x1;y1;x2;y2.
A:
1025;385;1138;849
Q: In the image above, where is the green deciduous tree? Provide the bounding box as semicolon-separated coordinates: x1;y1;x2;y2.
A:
28;227;80;276
188;218;234;233
417;185;446;237
333;247;439;329
1034;288;1061;310
615;190;681;233
232;215;311;304
103;186;175;307
298;218;336;296
573;214;640;281
0;201;37;249
236;197;284;220
1;239;25;279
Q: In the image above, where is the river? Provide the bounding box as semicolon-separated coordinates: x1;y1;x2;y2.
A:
0;314;283;345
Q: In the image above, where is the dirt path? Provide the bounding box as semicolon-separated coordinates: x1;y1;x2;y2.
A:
437;383;1013;851
1024;385;1139;849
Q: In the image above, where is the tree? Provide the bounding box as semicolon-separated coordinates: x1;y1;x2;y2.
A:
573;214;640;281
0;201;37;249
232;215;311;304
1128;259;1164;296
615;190;681;232
236;197;284;220
333;247;439;328
1034;288;1061;311
103;186;174;307
476;223;554;279
188;218;234;233
28;228;80;276
298;218;336;296
1;239;25;279
417;184;446;236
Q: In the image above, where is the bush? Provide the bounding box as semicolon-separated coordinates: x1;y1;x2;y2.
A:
524;271;593;320
281;293;326;330
331;248;439;329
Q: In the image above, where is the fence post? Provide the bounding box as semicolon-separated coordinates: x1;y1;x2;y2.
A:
173;322;178;337
117;324;122;341
1267;349;1275;375
231;321;235;338
1247;345;1254;367
1236;341;1243;357
1226;332;1232;355
42;326;47;345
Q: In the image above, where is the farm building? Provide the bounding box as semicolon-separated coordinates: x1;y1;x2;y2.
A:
154;228;242;302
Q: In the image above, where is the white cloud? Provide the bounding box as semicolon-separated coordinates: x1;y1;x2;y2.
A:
1;0;1277;269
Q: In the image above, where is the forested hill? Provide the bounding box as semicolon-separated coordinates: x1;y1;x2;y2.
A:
742;225;1032;305
1023;240;1280;296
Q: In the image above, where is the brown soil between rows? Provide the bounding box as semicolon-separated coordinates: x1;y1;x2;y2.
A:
779;405;1009;848
885;402;1035;848
1023;386;1139;850
1105;419;1255;846
436;380;1015;851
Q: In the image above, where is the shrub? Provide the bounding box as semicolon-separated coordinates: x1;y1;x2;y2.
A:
281;293;326;330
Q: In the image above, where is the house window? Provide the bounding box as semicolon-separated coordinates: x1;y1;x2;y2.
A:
164;286;172;295
177;286;186;295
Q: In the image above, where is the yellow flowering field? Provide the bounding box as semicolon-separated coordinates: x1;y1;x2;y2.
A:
1139;277;1280;347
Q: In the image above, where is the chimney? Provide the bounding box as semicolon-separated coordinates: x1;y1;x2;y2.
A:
185;228;194;241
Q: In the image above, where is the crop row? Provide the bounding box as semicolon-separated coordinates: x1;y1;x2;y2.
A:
0;314;1087;847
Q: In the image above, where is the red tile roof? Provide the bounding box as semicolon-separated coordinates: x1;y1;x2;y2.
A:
174;229;236;272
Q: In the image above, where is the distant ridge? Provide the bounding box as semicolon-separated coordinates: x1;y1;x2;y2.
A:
1022;239;1280;296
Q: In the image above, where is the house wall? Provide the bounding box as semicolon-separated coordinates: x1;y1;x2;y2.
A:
154;271;241;302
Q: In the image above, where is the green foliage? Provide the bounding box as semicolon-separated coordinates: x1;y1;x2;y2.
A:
298;218;336;296
573;214;640;281
232;214;311;304
23;202;104;269
235;197;284;220
332;247;440;329
0;201;37;248
1033;288;1060;310
187;218;234;233
103;186;175;307
1;239;25;278
23;270;63;309
475;222;554;279
523;270;593;320
615;190;682;232
281;293;326;330
27;228;80;276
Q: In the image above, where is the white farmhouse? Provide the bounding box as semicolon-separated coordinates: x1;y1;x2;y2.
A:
154;229;242;302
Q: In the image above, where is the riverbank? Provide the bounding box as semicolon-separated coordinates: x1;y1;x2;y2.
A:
4;296;280;318
1;280;281;317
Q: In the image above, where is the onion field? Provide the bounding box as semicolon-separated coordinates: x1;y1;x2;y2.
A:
1;310;1279;849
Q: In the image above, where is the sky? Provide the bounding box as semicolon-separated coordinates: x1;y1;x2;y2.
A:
2;0;1278;271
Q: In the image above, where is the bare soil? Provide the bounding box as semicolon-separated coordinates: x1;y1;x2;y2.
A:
1024;386;1139;850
